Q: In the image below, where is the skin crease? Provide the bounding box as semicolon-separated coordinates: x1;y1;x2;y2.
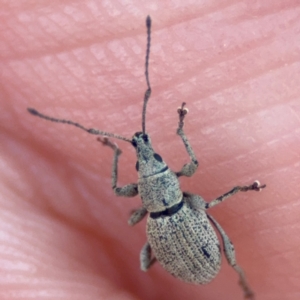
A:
1;1;300;300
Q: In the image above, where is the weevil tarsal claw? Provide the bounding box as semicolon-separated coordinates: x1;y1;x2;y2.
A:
177;102;189;130
252;180;266;191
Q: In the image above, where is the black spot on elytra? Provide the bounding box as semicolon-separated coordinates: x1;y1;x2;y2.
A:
202;246;211;259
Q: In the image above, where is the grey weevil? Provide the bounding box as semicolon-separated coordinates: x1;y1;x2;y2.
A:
28;16;266;299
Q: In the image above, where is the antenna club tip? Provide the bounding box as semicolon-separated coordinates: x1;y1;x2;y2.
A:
146;15;151;27
27;107;39;115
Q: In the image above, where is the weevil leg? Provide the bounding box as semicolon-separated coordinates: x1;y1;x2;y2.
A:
128;206;148;226
176;103;199;177
207;214;255;300
140;242;157;271
206;181;266;209
97;138;139;197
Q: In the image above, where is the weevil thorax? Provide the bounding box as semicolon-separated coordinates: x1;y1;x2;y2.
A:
132;132;183;213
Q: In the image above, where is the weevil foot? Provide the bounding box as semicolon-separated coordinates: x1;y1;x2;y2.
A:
239;280;255;300
252;180;266;191
177;102;189;131
241;180;266;192
97;137;122;155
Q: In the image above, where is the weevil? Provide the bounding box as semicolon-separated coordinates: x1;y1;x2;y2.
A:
28;16;266;299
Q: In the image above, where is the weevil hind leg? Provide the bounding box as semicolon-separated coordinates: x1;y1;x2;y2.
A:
176;103;199;178
140;242;157;271
207;214;255;300
97;138;139;197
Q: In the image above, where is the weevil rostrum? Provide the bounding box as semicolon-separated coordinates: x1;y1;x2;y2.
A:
28;16;266;299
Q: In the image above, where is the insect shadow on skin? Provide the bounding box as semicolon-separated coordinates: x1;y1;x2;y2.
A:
28;15;266;300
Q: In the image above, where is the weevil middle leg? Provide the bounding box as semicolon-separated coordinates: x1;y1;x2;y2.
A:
205;181;266;209
185;181;266;213
128;207;148;226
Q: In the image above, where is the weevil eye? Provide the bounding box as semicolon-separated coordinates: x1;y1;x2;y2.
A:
132;140;137;147
135;161;139;171
153;153;162;162
142;134;149;142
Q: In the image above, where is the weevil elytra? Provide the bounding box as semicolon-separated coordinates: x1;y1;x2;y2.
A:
28;16;266;299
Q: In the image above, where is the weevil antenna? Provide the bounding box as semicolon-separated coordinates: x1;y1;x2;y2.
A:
27;108;132;143
141;15;152;134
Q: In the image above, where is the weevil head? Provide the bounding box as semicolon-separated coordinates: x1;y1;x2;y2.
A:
131;132;167;178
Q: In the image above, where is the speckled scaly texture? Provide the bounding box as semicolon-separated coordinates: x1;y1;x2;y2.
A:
147;197;221;284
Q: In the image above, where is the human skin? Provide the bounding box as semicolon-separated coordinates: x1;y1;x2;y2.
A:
1;1;300;300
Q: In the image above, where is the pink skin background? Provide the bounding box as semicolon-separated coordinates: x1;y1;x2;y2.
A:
1;1;300;300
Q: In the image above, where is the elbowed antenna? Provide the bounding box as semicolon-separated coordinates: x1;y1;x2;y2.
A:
27;108;132;143
141;15;152;134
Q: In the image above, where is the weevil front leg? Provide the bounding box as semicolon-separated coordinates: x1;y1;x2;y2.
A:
207;214;255;300
97;138;139;197
206;181;266;209
140;242;157;271
176;103;199;177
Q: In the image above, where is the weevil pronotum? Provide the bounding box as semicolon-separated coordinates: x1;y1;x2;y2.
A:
28;16;266;299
